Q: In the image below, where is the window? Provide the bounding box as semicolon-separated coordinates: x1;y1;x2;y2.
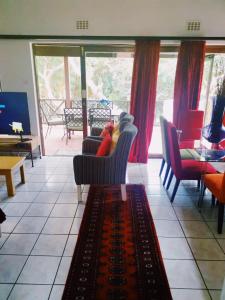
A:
149;55;177;155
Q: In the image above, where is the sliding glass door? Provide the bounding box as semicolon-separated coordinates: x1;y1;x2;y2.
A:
149;55;177;155
33;44;133;155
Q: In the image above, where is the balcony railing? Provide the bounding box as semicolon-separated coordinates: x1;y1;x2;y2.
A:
39;98;130;124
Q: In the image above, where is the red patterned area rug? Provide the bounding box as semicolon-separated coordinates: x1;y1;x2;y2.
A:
62;184;172;300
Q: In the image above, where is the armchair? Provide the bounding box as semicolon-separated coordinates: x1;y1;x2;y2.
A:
73;121;138;202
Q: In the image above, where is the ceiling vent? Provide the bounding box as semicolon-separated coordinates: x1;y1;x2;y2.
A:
187;21;200;31
76;20;89;30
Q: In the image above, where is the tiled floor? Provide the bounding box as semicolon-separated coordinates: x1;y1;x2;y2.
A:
0;157;224;300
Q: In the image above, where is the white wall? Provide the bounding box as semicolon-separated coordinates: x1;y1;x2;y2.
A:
0;0;225;138
0;0;225;36
0;40;39;135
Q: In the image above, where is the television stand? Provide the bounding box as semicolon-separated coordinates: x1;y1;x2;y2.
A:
0;135;41;167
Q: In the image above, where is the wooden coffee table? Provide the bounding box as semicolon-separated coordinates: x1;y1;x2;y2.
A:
0;156;26;197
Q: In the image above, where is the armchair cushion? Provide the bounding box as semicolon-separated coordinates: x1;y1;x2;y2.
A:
96;135;112;156
110;127;120;152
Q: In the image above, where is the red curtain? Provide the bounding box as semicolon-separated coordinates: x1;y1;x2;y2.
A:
129;40;160;163
173;41;206;129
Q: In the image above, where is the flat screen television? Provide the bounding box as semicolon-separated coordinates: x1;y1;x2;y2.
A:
0;92;31;135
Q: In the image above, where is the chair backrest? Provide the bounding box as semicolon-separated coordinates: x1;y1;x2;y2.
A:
89;108;111;129
64;108;83;130
111;122;138;182
179;110;204;141
119;112;134;124
160;116;170;163
167;121;182;177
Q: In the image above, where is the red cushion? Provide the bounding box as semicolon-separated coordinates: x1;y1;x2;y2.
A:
96;135;112;156
100;122;114;137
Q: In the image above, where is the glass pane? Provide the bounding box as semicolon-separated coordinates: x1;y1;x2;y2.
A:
68;57;82;101
149;56;177;154
35;56;65;99
199;56;213;111
86;54;133;114
204;54;225;126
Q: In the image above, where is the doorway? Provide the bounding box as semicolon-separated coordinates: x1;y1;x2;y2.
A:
33;44;134;155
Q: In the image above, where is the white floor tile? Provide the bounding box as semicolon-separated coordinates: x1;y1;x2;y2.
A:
0;234;38;255
180;221;214;238
57;192;78;203
171;289;211;300
55;257;72;284
8;284;51;300
31;234;67;256
3;203;31;217
63;235;77;256
0;255;27;283
164;259;205;289
0;284;13;300
154;220;184;237
34;192;60;203
50;204;77;218
13;217;47;234
187;238;225;260
49;285;64;300
25;203;54;217
1;217;21;233
197;260;225;289
159;237;193;259
18;256;60;284
42;218;73;234
70;218;82;234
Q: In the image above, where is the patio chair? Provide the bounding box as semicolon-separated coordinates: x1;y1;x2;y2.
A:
64;108;83;144
40;102;65;138
88;108;111;132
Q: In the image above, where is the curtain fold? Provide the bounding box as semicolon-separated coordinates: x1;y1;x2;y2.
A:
129;40;160;163
173;41;206;129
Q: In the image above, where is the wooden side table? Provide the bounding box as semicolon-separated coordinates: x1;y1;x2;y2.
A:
0;156;26;197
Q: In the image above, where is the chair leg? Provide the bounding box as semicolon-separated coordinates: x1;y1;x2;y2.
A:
77;185;82;203
159;159;165;177
163;164;170;186
198;184;206;208
170;179;180;203
121;184;127;201
197;179;201;190
218;203;224;234
211;194;216;207
166;170;174;190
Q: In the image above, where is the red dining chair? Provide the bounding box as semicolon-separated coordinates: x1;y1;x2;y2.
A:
166;121;217;202
179;110;204;149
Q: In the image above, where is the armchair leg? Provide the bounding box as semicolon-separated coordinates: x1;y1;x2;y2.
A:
121;184;127;201
77;185;82;203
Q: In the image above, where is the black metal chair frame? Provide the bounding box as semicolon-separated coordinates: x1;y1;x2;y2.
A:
64;108;83;144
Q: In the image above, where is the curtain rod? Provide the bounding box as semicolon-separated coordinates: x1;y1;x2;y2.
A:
0;35;225;41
